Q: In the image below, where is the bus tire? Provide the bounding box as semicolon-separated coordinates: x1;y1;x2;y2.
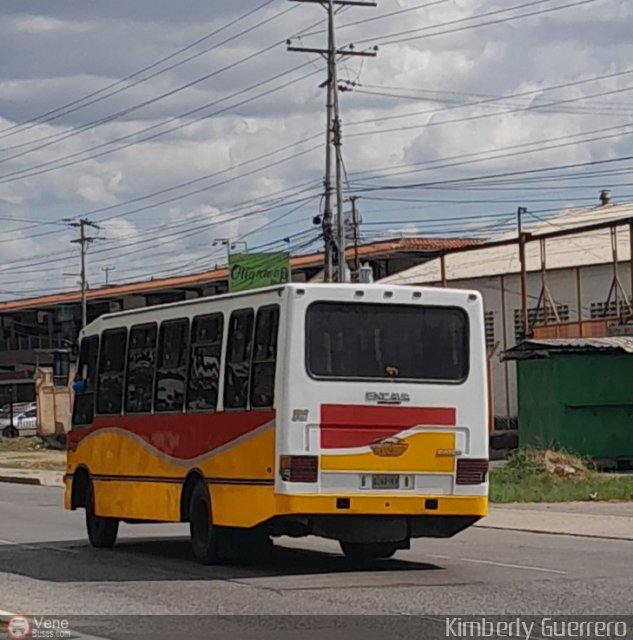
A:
340;541;398;561
189;481;219;565
85;481;119;549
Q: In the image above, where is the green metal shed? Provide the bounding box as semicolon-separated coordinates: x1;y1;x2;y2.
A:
503;337;633;464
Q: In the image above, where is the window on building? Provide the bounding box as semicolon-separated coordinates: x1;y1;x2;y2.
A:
250;305;280;409
72;335;99;426
513;305;570;341
155;319;189;413
96;328;127;415
224;309;254;410
125;323;157;414
484;311;496;349
187;313;223;412
590;300;632;319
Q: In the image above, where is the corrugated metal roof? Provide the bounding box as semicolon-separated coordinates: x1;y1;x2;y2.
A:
504;336;633;359
362;237;479;252
381;202;633;285
0;237;478;313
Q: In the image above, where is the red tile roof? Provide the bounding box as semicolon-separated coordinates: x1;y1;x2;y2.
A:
0;237;479;313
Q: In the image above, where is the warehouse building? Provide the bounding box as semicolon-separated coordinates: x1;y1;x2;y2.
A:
382;198;633;428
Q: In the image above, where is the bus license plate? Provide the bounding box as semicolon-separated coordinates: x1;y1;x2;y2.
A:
372;474;400;490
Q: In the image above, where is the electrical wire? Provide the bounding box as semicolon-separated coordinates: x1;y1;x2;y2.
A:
0;61;323;184
0;0;282;141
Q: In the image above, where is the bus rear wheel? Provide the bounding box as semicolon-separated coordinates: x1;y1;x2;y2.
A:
189;481;220;565
85;482;119;548
340;541;399;561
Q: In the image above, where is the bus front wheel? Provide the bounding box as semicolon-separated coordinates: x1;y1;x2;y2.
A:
340;541;398;561
189;481;219;565
85;482;119;548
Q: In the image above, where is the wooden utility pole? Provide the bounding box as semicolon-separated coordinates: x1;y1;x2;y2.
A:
102;265;115;286
66;218;101;329
517;207;529;338
349;195;361;281
287;0;377;282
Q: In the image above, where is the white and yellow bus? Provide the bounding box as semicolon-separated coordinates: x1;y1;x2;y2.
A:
65;283;488;563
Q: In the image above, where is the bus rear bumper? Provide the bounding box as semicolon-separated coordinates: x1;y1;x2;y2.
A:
211;489;487;530
271;495;485;540
275;493;487;518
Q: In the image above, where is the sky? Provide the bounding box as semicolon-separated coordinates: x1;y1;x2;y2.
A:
1;0;632;299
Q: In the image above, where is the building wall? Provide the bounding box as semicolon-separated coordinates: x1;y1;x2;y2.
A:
445;261;632;424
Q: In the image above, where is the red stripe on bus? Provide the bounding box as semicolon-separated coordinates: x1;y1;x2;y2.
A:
320;404;455;449
68;410;275;460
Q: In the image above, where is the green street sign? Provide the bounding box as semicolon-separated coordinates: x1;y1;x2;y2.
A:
228;252;290;292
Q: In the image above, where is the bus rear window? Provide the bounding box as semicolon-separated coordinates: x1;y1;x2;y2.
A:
306;302;469;382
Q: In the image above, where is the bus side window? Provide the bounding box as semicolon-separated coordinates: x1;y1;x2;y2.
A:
125;323;157;414
155;319;189;413
96;328;127;415
224;309;254;410
187;313;223;412
71;335;99;428
250;305;279;409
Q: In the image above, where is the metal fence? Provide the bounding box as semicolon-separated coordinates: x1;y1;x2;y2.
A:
0;336;67;351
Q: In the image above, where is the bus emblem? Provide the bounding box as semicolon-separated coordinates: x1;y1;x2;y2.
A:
365;392;410;405
436;449;462;457
370;437;409;457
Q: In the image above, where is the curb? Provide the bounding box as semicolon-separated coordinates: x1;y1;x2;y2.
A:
0;474;41;486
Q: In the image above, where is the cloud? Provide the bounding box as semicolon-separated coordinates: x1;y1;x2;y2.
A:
0;0;632;299
11;14;91;34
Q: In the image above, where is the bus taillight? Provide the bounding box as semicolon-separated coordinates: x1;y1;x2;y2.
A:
456;459;488;485
279;455;318;483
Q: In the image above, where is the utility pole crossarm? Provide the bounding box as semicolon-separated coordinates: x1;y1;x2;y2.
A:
287;46;378;57
289;0;376;5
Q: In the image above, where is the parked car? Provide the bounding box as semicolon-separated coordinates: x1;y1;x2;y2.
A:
0;403;37;438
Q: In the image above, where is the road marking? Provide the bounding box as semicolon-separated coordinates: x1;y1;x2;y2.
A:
459;557;567;574
0;538;78;554
428;553;567;575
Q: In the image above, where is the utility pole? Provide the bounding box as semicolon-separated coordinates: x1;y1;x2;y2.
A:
287;0;377;283
517;207;529;339
65;218;101;329
348;196;361;281
102;265;115;286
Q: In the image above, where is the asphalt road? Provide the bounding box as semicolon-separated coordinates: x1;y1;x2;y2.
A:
0;484;632;638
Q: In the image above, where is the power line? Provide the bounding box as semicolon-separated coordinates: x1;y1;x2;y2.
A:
354;153;633;194
346;84;633;140
0;6;329;165
347;66;633;127
0;0;282;142
0;60;322;184
0;131;324;246
0;188;323;274
346;122;633;189
297;0;449;38
369;0;601;47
